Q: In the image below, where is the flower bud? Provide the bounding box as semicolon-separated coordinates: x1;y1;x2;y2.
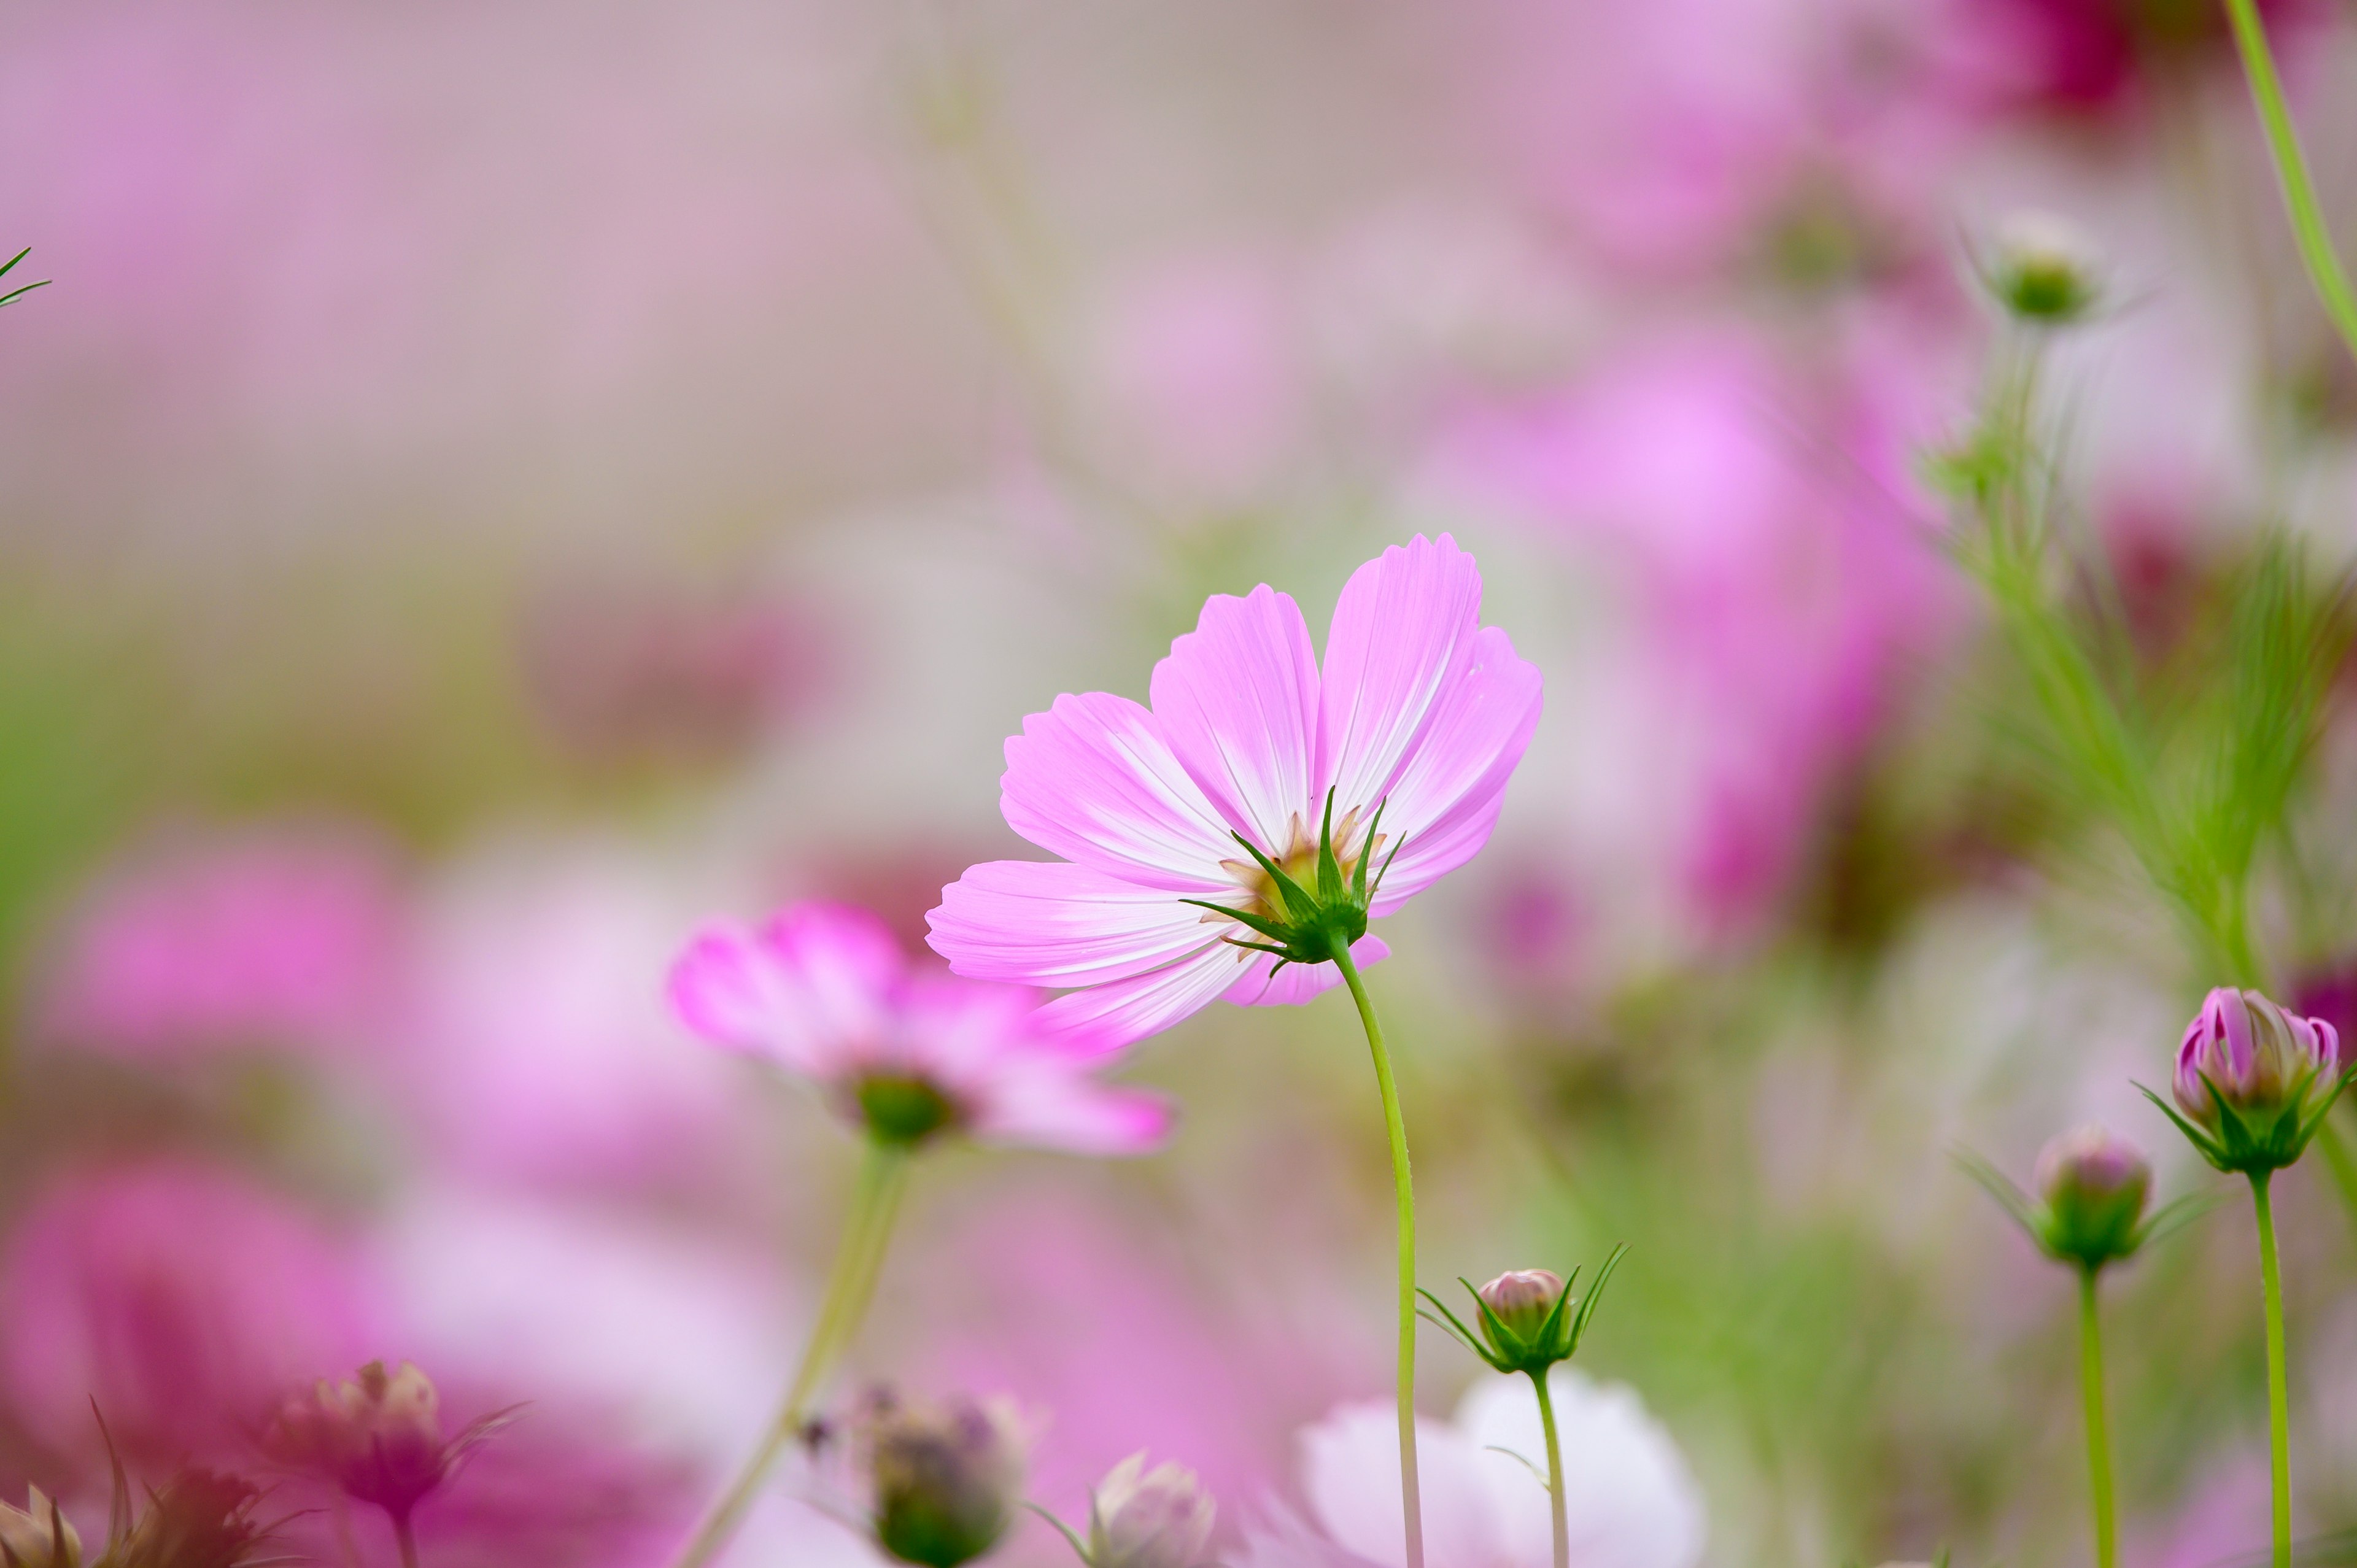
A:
2164;987;2347;1173
1475;1269;1566;1356
859;1390;1030;1568
1087;1453;1217;1568
2033;1125;2151;1269
1984;210;2103;323
268;1361;512;1526
0;1488;80;1568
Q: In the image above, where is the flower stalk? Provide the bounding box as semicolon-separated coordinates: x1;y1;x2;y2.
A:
2076;1267;2117;1568
1531;1368;1569;1568
2252;1173;2292;1568
668;1137;913;1568
1329;937;1424;1568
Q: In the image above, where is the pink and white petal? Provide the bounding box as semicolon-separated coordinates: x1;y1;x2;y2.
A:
1001;692;1238;892
889;971;1046;1086
1317;535;1487;817
967;1063;1175;1156
1220;935;1391;1008
1150;584;1322;852
667;903;900;1079
928;860;1227;994
1033;940;1255;1051
1364;625;1542;913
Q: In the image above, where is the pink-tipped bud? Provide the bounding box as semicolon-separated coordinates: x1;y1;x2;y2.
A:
2033;1124;2151;1269
858;1389;1031;1568
1476;1269;1566;1349
2174;988;2339;1124
0;1488;80;1568
1985;210;2103;323
1088;1453;1217;1568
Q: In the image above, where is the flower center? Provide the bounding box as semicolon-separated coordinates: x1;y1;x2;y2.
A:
855;1074;962;1145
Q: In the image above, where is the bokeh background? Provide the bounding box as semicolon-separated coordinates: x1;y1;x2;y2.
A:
7;0;2357;1563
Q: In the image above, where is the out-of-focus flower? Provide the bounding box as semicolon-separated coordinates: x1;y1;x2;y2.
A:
671;902;1171;1153
0;1159;383;1470
90;1469;274;1568
30;827;401;1062
267;1361;516;1530
1290;1370;1705;1568
2152;986;2349;1173
1979;211;2104;324
2034;1126;2153;1267
854;1389;1031;1568
1082;1453;1217;1568
0;1487;81;1568
929;533;1541;1047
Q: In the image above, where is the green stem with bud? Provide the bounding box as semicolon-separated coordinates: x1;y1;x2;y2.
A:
1530;1369;1569;1568
2219;0;2357;371
1331;937;1425;1568
668;1137;913;1568
2251;1173;2292;1568
2076;1267;2118;1568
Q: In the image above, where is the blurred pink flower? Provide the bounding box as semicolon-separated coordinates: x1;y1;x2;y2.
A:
0;1157;384;1472
929;533;1541;1047
1285;1372;1705;1568
31;827;403;1062
671;902;1172;1154
1431;336;1953;935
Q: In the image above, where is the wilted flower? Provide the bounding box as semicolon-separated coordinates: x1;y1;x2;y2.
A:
1422;1251;1624;1378
2149;987;2351;1174
670;901;1171;1153
268;1361;516;1530
1980;211;2104;324
855;1389;1031;1568
929;533;1541;1048
0;1488;80;1568
1077;1453;1217;1568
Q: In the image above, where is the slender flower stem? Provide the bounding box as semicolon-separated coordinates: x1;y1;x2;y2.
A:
2251;1173;2293;1568
2220;0;2357;369
1331;938;1425;1568
394;1516;420;1568
1530;1369;1569;1568
668;1138;913;1568
2076;1267;2118;1568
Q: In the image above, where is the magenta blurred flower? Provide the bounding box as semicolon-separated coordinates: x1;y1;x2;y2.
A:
31;827;401;1062
0;1157;383;1470
671;902;1171;1153
928;533;1541;1048
268;1359;515;1532
1286;1372;1704;1568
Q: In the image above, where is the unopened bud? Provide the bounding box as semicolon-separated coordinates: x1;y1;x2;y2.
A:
2162;987;2348;1173
1475;1269;1565;1354
0;1488;80;1568
269;1361;513;1526
2034;1125;2151;1269
860;1389;1031;1568
1088;1453;1216;1568
1984;211;2103;324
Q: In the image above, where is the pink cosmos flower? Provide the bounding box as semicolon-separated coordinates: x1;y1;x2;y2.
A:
670;902;1171;1154
927;534;1541;1048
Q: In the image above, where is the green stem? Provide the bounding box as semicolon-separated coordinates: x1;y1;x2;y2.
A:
1531;1369;1568;1568
2221;0;2357;369
2315;1116;2357;1252
394;1515;420;1568
2253;1173;2291;1568
667;1138;913;1568
2077;1267;2118;1568
1331;939;1425;1568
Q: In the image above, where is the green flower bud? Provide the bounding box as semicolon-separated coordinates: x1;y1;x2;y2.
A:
861;1391;1031;1568
1982;211;2103;324
2034;1126;2152;1269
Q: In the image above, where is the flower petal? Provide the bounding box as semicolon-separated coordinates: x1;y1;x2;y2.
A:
928;860;1225;995
1317;534;1487;820
1150;584;1323;852
1221;936;1391;1008
1033;940;1253;1051
1364;625;1542;913
667;903;902;1080
967;1061;1175;1155
1457;1370;1707;1568
1002;692;1238;892
1299;1400;1505;1568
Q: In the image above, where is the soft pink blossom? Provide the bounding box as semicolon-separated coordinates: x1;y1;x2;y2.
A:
927;534;1541;1048
0;1157;384;1471
32;827;402;1061
1285;1371;1705;1568
670;902;1172;1154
